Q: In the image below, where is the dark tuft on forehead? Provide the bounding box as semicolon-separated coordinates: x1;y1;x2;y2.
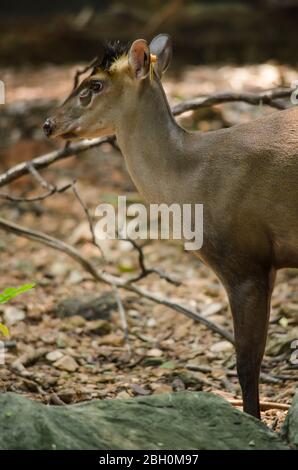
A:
93;40;131;72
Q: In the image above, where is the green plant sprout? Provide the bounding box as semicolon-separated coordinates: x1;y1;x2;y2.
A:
0;283;36;337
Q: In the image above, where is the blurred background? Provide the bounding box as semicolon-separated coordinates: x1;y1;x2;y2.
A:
0;1;297;427
1;0;298;65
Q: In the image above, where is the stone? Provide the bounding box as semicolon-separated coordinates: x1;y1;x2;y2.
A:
152;384;173;394
0;392;289;450
53;355;79;372
55;293;116;320
97;334;124;347
281;392;298;449
210;341;234;354
85;320;111;336
147;348;163;357
3;306;25;325
46;350;64;363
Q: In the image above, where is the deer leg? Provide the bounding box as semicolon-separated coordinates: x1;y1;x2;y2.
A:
225;267;275;419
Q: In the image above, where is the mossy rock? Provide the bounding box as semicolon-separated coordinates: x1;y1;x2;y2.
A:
0;391;290;450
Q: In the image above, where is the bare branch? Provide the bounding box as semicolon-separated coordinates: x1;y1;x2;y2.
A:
172;88;293;115
0;88;293;189
0;136;115;188
0;215;234;344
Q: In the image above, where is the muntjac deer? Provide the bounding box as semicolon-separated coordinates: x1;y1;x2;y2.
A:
44;34;298;419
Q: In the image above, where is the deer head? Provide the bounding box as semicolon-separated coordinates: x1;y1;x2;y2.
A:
43;34;172;140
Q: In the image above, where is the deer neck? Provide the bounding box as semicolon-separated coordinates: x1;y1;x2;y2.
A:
115;77;191;203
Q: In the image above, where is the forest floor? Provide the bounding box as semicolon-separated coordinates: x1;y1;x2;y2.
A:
0;62;297;432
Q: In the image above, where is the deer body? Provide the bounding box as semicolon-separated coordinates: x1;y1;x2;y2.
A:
44;34;298;419
117;77;298;266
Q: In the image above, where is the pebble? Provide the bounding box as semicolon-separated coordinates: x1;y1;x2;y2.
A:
147;348;163;357
46;350;64;362
152;384;172;394
210;341;234;354
4;306;25;325
53;355;79;372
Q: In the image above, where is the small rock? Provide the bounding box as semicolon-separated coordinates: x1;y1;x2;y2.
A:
172;371;203;389
131;384;151;396
58;389;76;404
116;391;131;399
43;376;58;387
201;302;224;317
66;270;84;285
49;261;69;277
55;293;116;320
4;306;25;325
147;348;163;357
146;318;157;327
210;341;234;354
46;350;64;363
53;355;79;372
266;327;298;356
171;378;186;392
152;384;172;394
61;315;86;330
97;334;124;347
86;320;111;336
128;309;140;319
41;332;57;344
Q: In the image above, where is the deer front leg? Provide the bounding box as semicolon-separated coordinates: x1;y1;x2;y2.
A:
225;267;275;419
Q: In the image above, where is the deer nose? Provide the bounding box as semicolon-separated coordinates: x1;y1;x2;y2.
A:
43;118;56;137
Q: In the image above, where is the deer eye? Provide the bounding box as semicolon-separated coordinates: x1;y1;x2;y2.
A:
90;80;103;93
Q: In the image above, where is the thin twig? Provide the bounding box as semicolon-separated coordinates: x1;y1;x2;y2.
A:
0;161;74;202
71;183;105;259
0;182;73;203
112;284;131;357
125;237;180;286
26;162;54;190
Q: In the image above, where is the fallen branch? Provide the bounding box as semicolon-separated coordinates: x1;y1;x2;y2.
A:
229;399;290;412
0;216;234;344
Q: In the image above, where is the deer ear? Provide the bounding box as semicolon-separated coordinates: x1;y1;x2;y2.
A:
128;39;151;80
149;34;172;78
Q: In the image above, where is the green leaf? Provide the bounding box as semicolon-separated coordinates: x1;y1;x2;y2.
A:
0;323;9;337
117;264;135;273
0;283;36;303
